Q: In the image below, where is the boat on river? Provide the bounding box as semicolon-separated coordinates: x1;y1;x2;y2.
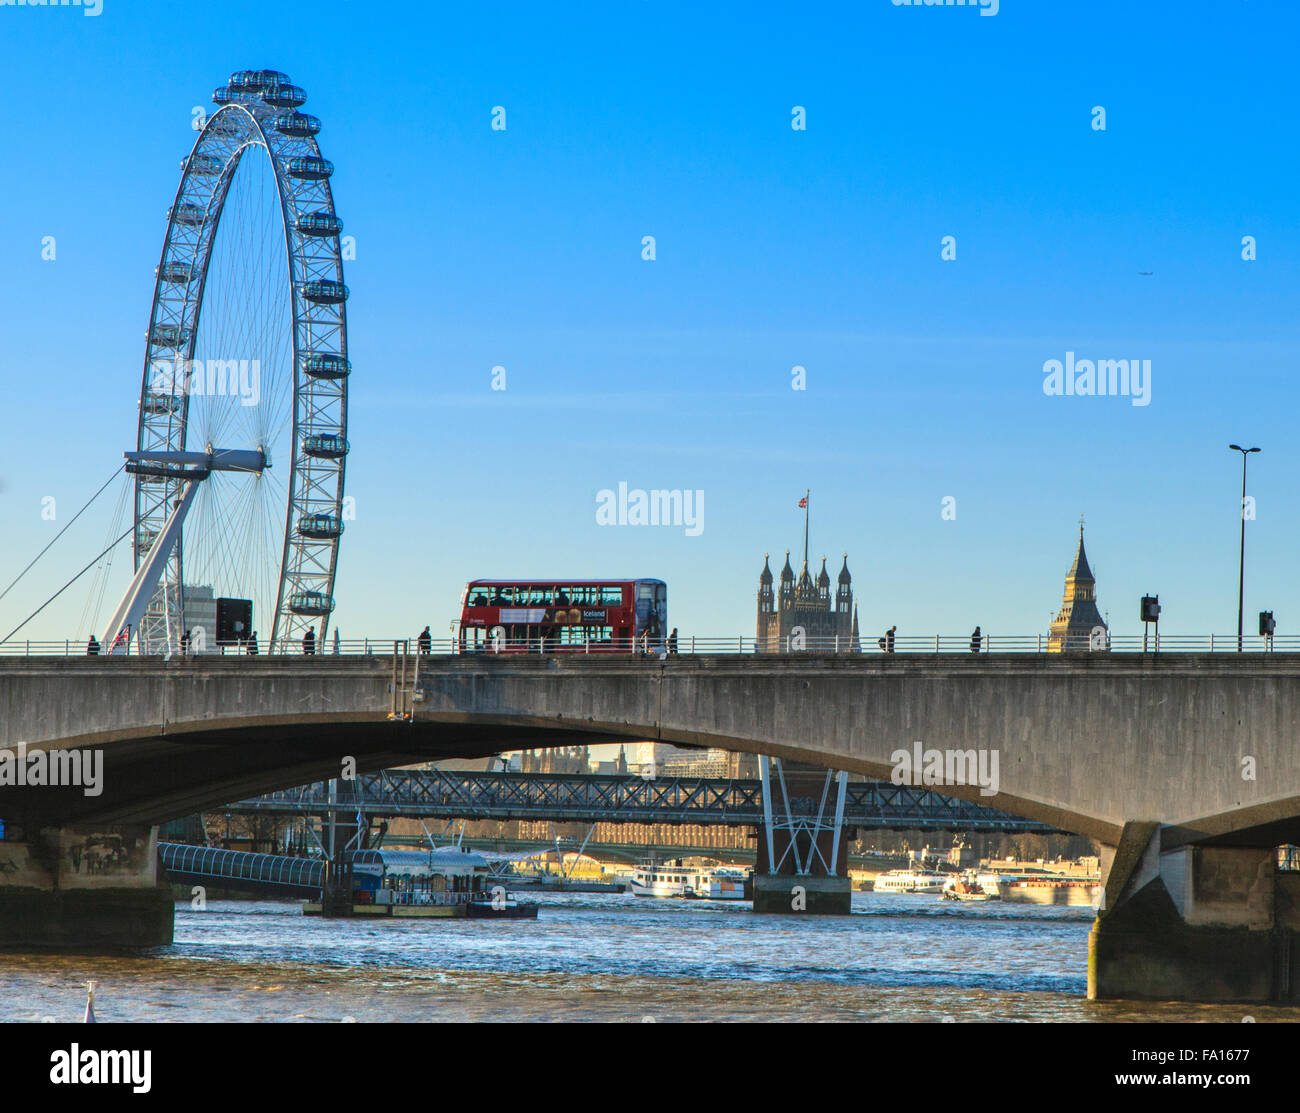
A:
304;847;538;919
872;868;947;893
630;861;752;900
940;875;998;902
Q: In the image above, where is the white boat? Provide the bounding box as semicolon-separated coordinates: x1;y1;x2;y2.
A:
630;862;699;898
630;863;752;900
974;870;1014;895
872;868;947;894
691;867;751;900
940;873;999;901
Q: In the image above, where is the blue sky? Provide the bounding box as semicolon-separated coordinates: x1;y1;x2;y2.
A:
1;0;1298;644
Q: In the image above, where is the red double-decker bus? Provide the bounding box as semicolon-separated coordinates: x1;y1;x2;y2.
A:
458;578;668;653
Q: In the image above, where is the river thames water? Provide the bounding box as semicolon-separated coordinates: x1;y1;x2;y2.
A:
2;892;1296;1023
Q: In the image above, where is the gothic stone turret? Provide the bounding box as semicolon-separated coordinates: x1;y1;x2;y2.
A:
757;551;856;652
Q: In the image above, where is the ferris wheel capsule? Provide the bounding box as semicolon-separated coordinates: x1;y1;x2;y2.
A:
300;353;351;379
262;83;306;109
149;323;190;348
171;202;207;227
141;392;181;416
297;513;345;539
273;112;321;138
303;433;349;459
157;261;194;283
288;591;335;616
228;69;288;93
185;154;224;177
287;156;333;180
300;280;349;305
296;210;343;237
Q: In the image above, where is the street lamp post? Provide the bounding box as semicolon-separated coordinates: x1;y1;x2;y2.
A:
1229;444;1261;652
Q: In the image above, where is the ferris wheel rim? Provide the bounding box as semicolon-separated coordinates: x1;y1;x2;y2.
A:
132;73;349;655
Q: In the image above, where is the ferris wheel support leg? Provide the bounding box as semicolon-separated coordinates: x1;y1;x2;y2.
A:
103;479;201;653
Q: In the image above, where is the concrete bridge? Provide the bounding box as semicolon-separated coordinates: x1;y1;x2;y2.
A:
5;651;1300;1002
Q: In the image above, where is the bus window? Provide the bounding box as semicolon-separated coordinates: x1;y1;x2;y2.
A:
492;586;512;605
559;625;598;646
600;585;623;605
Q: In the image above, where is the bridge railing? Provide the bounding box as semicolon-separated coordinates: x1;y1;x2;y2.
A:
5;632;1298;656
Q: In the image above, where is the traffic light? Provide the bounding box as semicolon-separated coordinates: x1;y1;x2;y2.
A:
1141;595;1161;623
1259;611;1276;637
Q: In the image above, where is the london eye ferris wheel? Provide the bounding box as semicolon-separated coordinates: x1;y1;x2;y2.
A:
105;70;350;654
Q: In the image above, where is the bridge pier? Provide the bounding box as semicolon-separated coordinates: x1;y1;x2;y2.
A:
752;758;853;914
1089;822;1299;1004
0;824;173;948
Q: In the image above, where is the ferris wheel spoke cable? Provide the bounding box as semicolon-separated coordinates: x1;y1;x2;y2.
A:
1;523;135;646
192;480;254;600
0;466;126;608
189;472;278;621
77;477;132;637
188;164;290;620
214;481;261;592
88;486;131;632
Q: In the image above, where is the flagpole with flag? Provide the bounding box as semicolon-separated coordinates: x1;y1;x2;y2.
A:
798;489;810;567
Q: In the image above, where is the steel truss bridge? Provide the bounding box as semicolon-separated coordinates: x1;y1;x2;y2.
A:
218;769;1055;833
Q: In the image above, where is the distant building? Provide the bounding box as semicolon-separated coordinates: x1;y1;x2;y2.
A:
626;743;754;778
757;550;858;653
658;748;733;779
1048;524;1108;652
181;584;217;652
588;748;628;776
518;745;591;774
948;842;978;868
